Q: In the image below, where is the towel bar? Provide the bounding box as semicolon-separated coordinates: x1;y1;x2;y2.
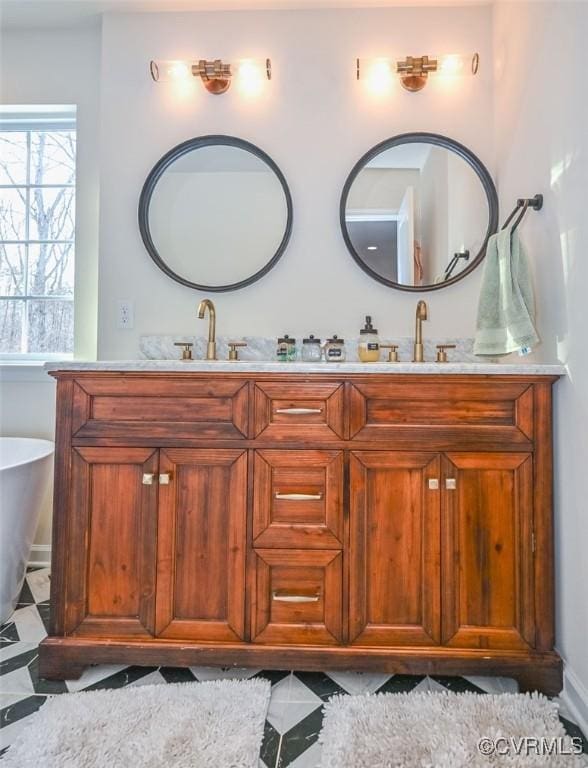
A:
501;193;543;234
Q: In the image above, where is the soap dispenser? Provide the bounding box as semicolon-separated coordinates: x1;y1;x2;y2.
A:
358;315;380;362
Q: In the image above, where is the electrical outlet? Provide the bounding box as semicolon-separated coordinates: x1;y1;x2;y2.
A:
117;300;134;330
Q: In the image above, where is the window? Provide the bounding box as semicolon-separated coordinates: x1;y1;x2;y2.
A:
0;106;77;358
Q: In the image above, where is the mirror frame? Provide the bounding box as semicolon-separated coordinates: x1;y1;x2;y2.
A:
339;132;499;292
138;134;293;292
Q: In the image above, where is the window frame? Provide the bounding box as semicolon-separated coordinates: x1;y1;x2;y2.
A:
0;108;77;361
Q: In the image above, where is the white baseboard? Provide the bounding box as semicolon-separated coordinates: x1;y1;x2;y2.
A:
28;544;51;568
561;664;588;738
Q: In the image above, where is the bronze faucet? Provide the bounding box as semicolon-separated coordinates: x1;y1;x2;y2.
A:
413;300;428;362
197;299;217;360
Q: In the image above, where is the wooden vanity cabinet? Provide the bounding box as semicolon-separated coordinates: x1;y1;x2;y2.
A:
40;372;562;694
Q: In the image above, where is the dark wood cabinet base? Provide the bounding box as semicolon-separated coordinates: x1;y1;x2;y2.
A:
39;638;563;696
45;371;562;698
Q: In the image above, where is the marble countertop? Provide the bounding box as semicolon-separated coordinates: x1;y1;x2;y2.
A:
44;360;566;375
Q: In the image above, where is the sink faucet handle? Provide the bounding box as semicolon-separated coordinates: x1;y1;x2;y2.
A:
436;344;456;363
228;341;247;361
173;342;194;361
380;344;399;363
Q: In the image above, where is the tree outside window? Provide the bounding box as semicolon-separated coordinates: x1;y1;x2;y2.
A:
0;112;76;357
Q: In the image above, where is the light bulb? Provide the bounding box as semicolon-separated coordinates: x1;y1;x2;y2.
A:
437;53;479;77
236;59;264;97
150;60;192;82
359;58;394;95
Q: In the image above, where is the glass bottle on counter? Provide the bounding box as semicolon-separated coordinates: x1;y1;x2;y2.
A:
358;315;381;362
276;334;297;362
301;334;322;362
324;335;346;362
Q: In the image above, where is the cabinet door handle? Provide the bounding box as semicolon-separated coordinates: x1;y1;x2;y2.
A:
445;478;457;490
275;407;323;415
143;473;173;485
272;591;320;603
274;492;323;501
428;479;439;490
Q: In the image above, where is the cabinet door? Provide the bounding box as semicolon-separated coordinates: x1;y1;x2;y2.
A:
66;447;158;637
349;451;441;646
155;449;247;642
442;452;535;650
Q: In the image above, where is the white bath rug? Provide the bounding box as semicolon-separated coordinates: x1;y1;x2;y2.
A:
319;691;587;767
2;677;270;768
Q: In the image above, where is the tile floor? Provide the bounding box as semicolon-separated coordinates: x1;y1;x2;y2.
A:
1;568;586;767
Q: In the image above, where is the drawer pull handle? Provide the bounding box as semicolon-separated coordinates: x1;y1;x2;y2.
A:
275;492;323;501
446;478;457;490
275;407;323;415
142;473;155;485
272;591;320;603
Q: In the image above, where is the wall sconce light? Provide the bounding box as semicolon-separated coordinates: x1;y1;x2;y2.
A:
150;58;272;95
357;53;479;93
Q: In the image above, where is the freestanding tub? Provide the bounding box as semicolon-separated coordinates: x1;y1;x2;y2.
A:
0;437;54;624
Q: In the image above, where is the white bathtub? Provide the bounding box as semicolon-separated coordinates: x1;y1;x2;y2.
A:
0;437;54;624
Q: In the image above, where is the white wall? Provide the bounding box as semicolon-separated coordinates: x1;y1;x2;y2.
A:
493;0;588;733
0;24;101;548
97;6;494;358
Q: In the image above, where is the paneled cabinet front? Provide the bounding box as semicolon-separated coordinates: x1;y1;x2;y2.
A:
441;451;535;651
348;450;536;652
155;449;248;642
64;447;248;644
253;449;344;549
349;451;442;647
251;549;343;645
65;447;159;638
44;372;561;695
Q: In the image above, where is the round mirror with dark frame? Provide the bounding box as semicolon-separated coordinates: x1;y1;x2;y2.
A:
139;135;293;292
340;132;498;292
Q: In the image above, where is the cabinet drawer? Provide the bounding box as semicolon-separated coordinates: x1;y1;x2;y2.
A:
71;377;249;440
349;380;534;448
253;381;344;441
251;549;342;645
253;450;344;549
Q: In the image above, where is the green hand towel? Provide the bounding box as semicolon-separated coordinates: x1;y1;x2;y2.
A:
474;227;539;356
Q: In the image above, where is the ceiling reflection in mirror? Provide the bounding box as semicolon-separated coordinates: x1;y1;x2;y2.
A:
139;137;292;291
342;137;497;291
